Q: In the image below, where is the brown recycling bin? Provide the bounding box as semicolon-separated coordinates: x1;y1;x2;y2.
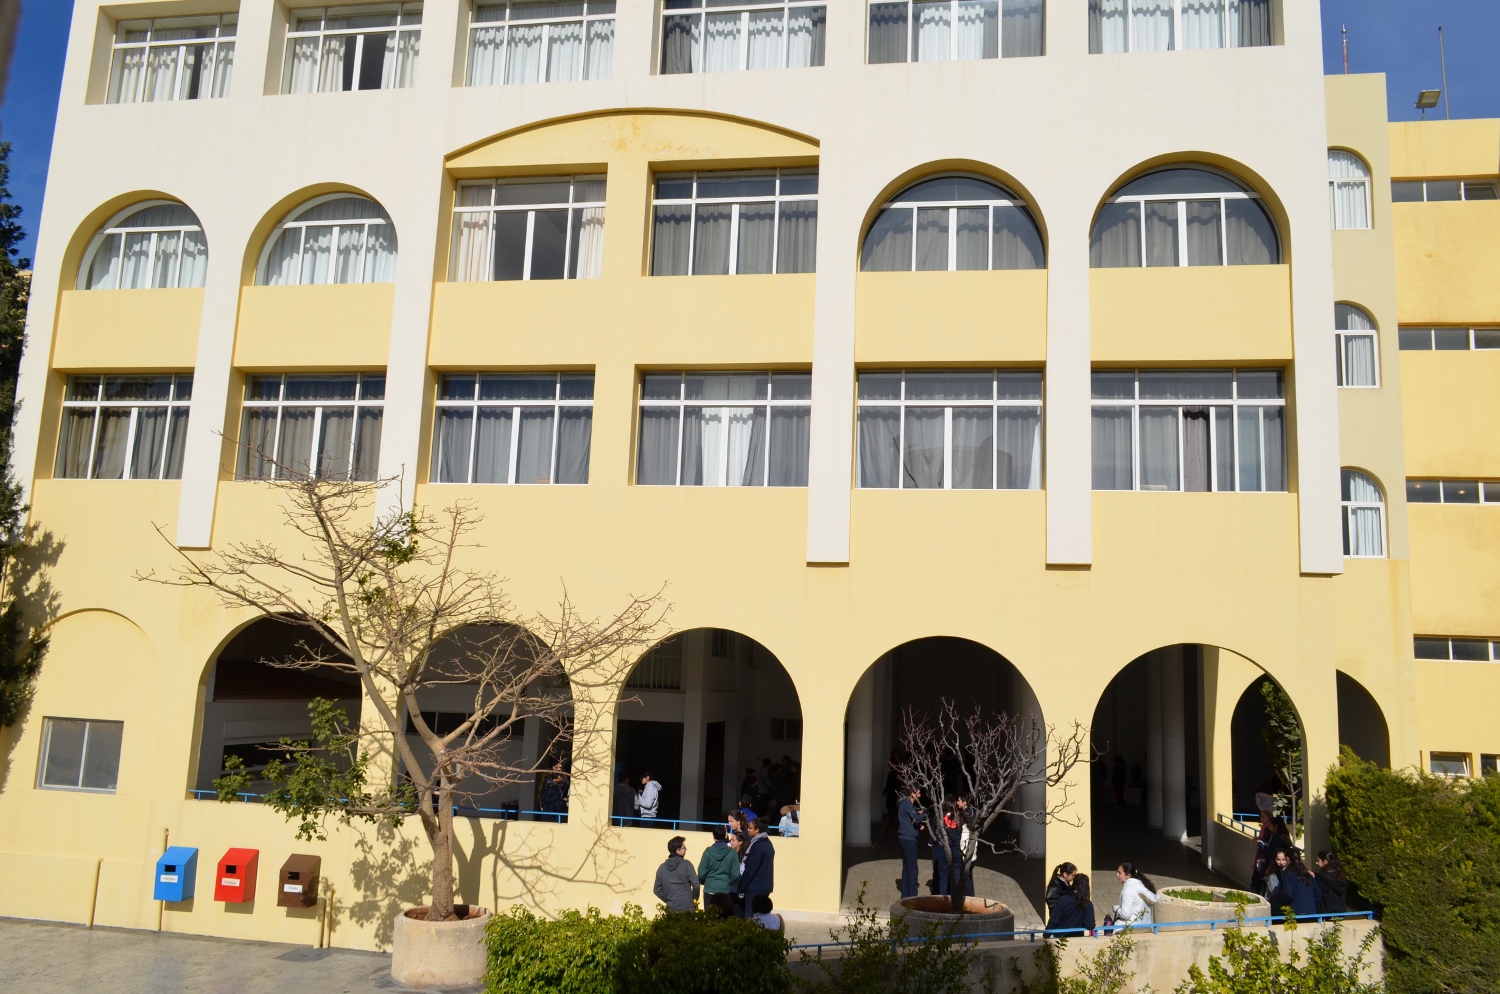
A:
277;854;321;908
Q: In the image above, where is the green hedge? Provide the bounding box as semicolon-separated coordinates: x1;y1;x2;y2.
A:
486;905;789;994
1325;749;1500;994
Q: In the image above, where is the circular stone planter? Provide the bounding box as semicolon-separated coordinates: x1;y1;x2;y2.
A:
1153;887;1271;925
391;905;492;990
889;896;1015;939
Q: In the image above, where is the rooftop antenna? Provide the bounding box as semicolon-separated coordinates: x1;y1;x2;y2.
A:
1341;25;1348;75
1438;26;1450;119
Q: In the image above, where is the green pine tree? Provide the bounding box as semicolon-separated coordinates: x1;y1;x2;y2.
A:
0;140;53;727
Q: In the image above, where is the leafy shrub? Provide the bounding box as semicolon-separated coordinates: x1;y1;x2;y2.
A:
1326;749;1500;994
1165;888;1254;905
1174;916;1381;993
618;908;791;994
795;887;988;994
1018;928;1138;994
486;904;650;994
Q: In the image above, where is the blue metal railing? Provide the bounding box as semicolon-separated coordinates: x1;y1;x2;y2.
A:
789;911;1375;958
611;815;800;837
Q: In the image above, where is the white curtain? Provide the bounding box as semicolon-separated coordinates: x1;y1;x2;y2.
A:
55;410;95;478
237;409;278;479
87;234;122;289
393;30;420;88
515;409;556;484
317;409;355;479
1236;406;1262;491
505;25;543;83
91;409;131;479
352;409;382;481
868;2;909;64
1224;199;1278;264
955;207;988;270
334;226;365;284
318;36;347;92
1132;0;1174;51
736;203;775;275
573;208;605;279
1184;200;1222;266
1342;335;1377;387
262;229;301;286
432;409;474;483
474;408;512;484
1090;0;1127;52
451;212;491;282
914;207;949;271
996;407;1041;488
902;408;945;488
286;37;319;93
363;223;398;283
786;6;825;67
1226;0;1272;47
1143;201;1178;267
179;230;208;287
1329;151;1371;230
150;231;181;288
144;46;180;102
951;407;993;488
211;42;235;97
1346;507;1383;556
956;1;997;60
131;408;168;479
857;408;900;488
651;206;692;276
776;201;817;274
109;47;146;103
277;408;317;478
468;26;505;85
120;232;153;289
704;13;742;72
768;407;810;486
636;409;681;484
1182;408;1211;491
555;408;592;484
861;209;913;271
300;226;333;285
1001;0;1043;56
1091;407;1133;489
661;14;699;74
747;11;783;69
1138;407;1180;490
993;205;1043;269
1180;0;1223;49
1090;202;1140;267
692;205;732;275
729;408;766;486
914;1;952;61
164;408;190;479
585;19;613;79
547;21;583;81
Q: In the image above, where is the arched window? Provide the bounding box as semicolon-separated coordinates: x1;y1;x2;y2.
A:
860;174;1043;272
1341;469;1385;558
79;202;207;290
257;195;398;286
1335;303;1378;387
1090;167;1278;268
1328;151;1371;230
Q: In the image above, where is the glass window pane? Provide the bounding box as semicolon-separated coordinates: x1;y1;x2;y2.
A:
1236;406;1262;491
772;372;812;400
913;0;952;61
480;374;557;401
1451;638;1489;661
1090;202;1140;268
787;5;825;67
55;410;96;479
1433;327;1470;350
1442;480;1480;504
1472;328;1500;349
914;208;949;271
995;371;1043;400
857;407;900;487
1138;407;1180;490
358;374;385;401
1398;327;1432;350
995;407;1040;489
237;409;278;479
1091;371;1135;400
318;409;355;479
902;407;944;488
1184;200;1223;266
726;407;766;487
1236;370;1283;399
651;205;692;276
1390;181;1424;203
1139;370;1233;400
439;374;477;401
1424;180;1462;202
642;374;682;400
776;200;818;273
80;721;124;790
993;205;1044;270
285;375;358;401
692;205;733;275
637;408;681;484
661;13;700;73
1213;406;1234;491
1413;637;1450;659
1224;198;1278;265
164;408;190;479
768;407;809;486
67;376;102;402
529;209;569;280
560;374;595;400
696;173;776;199
1261;406;1286;491
1483;482;1500;504
1091;407;1133;490
554;408;592;484
906;371;991;401
515;408;556;483
950;407;993;488
129;408;169;480
277;408;317;477
861;208;913;271
1406;479;1440;503
473;408;512;484
42;719;88;787
858;372;902;401
685;373;766;401
954;207;989;270
91;409;132;480
432;408;474;483
737;203;776;275
494;180;571;207
1464;182;1498;201
1143;201;1178;267
492;211;528;281
869;2;909;63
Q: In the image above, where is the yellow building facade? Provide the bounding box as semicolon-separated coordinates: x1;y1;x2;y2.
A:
0;0;1495;950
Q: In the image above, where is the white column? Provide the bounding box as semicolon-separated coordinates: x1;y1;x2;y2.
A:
520;717;540;811
1012;669;1046;856
1146;655;1164;829
844;667;875;846
1162;649;1188;842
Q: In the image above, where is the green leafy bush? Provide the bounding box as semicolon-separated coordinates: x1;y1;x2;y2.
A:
1018;929;1138;994
1326;750;1500;994
486;904;789;994
1164;888;1254;905
486;904;650;994
1174;916;1381;993
795;887;988;994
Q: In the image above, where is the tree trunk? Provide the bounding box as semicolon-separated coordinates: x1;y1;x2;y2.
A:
429;786;457;921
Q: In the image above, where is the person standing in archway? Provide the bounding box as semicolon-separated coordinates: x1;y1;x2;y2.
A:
737;818;776;917
896;786;924;899
635;771;662;819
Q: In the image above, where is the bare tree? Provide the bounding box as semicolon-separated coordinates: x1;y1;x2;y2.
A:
895;698;1090;914
141;469;667;922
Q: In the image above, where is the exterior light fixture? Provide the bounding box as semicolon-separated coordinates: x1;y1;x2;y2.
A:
1416;89;1442;119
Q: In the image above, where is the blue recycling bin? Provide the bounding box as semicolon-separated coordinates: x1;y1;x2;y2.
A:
153;846;198;902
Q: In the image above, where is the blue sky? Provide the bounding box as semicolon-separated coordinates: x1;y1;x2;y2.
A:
1;1;1498;263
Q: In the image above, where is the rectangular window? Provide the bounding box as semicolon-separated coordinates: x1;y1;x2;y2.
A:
1397;327;1500;351
769;717;803;740
282;4;422;94
1391;179;1500;202
37;718;124;792
627;636;684;691
1483;755;1499;776
1088;0;1272;53
871;0;1043;62
430;373;593;485
663;0;826;74
650;169;818;276
449;176;605;282
856;370;1042;490
237;373;385;481
1413;636;1500;661
55;374;193;481
1405;479;1500;504
636;372;811;487
467;1;615;85
108;14;236;103
1429;752;1471;777
1090;369;1286;492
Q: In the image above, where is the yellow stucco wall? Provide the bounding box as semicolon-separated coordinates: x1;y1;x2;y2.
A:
1089;266;1293;364
855;271;1048;363
234;285;395;371
51;289;202;370
1400;352;1500;476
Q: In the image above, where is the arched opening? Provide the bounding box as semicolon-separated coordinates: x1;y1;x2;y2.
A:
1335;672;1390;768
1091;166;1280;268
255;194;397;286
1328;150;1372;230
613;628;802;831
1335;302;1379;388
192;616;360;796
1341;469;1386;558
860;173;1044;272
841;637;1047;925
77;200;207;290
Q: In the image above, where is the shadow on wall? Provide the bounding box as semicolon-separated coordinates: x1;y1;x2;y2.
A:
0;523;65;791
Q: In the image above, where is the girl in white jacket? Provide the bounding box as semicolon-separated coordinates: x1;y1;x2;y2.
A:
1111;863;1159;924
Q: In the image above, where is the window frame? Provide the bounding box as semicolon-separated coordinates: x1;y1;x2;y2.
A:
36;717;125;793
1090;369;1288;493
855;369;1044;490
649;169;819;277
635;371;812;487
429;372;595;485
1391;179;1500;203
1095;171;1279;268
107;13;238;104
1328;151;1372;231
282;3;423;95
861;174;1045;272
449;176;606;282
870;0;1046;63
236;372;386;481
1414;636;1500;662
55;374;194;481
1428;752;1472;778
1334;303;1380;388
466;0;616;85
78;201;208;291
1397;326;1500;351
1340;469;1386;559
662;0;827;73
1087;0;1274;53
256;194;398;286
1405;479;1500;505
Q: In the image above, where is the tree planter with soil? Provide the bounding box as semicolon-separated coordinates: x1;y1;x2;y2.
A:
1153;886;1271;925
889;896;1015;939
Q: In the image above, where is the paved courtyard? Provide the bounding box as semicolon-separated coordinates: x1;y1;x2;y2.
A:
0;917;452;994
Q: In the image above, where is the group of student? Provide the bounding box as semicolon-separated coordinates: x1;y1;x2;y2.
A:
894;786;980;898
1045;862;1159;934
1251;810;1348;916
651;808;782;929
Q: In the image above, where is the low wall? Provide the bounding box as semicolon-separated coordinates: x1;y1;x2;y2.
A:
1207;820;1259;889
790;919;1382;992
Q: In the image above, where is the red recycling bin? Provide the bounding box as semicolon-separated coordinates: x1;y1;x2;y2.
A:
214;847;259;903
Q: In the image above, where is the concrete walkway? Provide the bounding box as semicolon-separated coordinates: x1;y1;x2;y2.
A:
0;917;462;994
